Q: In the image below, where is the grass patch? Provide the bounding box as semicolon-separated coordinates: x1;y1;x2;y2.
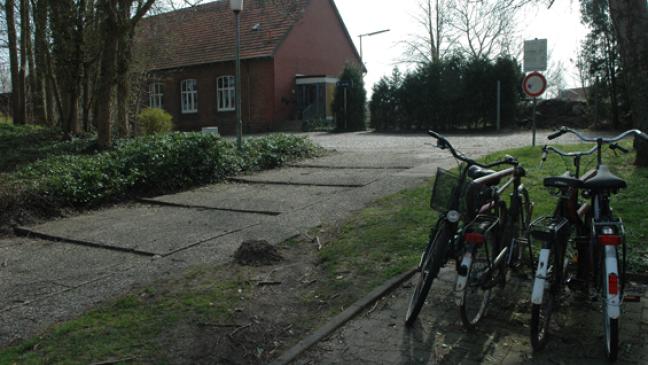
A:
0;269;246;365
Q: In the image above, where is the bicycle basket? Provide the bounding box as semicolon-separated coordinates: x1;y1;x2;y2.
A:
430;167;470;212
430;167;495;218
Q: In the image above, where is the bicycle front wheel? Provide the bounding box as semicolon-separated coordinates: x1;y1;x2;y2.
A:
405;223;451;326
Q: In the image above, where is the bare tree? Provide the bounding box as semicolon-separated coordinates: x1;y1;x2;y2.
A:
447;0;524;60
400;0;453;64
94;0;155;148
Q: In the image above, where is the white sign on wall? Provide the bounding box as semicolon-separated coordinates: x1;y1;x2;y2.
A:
524;39;548;72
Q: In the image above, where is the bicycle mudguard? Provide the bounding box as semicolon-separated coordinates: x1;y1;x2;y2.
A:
454;215;498;305
455;250;473;305
531;248;551;305
603;245;621;319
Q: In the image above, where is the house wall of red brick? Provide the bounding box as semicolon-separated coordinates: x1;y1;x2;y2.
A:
151;58;275;134
272;0;362;125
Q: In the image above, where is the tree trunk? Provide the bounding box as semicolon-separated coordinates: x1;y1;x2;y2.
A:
18;0;28;124
116;30;132;138
6;0;22;124
608;0;648;165
33;0;49;125
95;20;118;149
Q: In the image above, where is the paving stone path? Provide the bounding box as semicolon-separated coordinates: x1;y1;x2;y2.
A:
0;130;579;348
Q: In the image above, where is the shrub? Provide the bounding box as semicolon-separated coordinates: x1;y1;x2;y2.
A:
0;124;97;173
333;64;367;132
9;133;321;211
137;108;173;135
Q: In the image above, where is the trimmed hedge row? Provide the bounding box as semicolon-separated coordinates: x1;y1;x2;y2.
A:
0;133;321;227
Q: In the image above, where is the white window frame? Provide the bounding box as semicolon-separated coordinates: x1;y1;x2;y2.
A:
217;75;236;112
181;79;198;114
148;82;163;109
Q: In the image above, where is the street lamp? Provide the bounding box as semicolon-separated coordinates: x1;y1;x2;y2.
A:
230;0;243;150
358;29;390;64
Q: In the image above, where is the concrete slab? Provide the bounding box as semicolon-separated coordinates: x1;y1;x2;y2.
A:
0;237;142;311
146;183;348;214
291;151;441;169
19;204;269;256
231;167;393;187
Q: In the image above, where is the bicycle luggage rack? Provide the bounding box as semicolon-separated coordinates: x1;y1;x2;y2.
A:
465;214;499;235
530;216;569;241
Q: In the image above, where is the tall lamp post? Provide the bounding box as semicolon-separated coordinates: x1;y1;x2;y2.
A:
358;29;390;65
230;0;243;150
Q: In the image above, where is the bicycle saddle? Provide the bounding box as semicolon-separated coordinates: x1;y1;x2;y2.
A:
544;171;584;189
582;165;626;190
467;166;500;185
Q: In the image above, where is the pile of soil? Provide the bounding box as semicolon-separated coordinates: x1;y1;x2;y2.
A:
234;240;283;266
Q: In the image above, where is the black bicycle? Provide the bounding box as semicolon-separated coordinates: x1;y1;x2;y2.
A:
530;127;648;361
405;131;531;328
457;151;533;330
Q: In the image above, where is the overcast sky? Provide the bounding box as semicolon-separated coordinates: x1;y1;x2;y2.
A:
334;0;589;95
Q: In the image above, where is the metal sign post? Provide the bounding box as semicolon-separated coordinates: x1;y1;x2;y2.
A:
532;97;537;146
337;80;353;130
496;80;501;131
522;71;547;147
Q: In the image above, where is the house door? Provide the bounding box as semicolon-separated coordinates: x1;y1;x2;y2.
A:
296;83;326;120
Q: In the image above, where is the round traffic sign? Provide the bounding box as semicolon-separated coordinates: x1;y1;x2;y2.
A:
522;71;547;98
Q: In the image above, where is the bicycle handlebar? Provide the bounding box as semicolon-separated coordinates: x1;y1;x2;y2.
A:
427;130;517;169
542;144;598;159
548;126;648;144
547;129;566;140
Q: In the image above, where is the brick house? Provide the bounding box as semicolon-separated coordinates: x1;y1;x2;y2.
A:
136;0;362;134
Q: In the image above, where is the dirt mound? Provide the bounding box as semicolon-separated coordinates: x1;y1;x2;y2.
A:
234;240;283;266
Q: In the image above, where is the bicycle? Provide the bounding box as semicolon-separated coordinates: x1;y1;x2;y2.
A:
529;127;648;361
457;149;533;330
405;130;532;329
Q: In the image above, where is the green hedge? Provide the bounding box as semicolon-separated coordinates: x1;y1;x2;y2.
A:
370;56;523;132
1;133;321;226
0;123;97;173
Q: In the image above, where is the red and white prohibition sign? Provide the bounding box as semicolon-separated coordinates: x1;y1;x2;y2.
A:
522;71;547;98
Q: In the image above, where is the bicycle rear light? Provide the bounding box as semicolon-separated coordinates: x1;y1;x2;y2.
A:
464;232;485;246
608;273;619;296
598;235;621;246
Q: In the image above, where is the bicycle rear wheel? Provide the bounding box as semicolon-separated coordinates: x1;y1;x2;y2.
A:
459;235;493;330
405;223;450;326
530;242;564;351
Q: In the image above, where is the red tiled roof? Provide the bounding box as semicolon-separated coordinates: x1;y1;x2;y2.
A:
137;0;311;70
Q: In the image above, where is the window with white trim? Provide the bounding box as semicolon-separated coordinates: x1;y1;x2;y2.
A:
148;82;163;109
217;76;236;111
181;79;198;113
